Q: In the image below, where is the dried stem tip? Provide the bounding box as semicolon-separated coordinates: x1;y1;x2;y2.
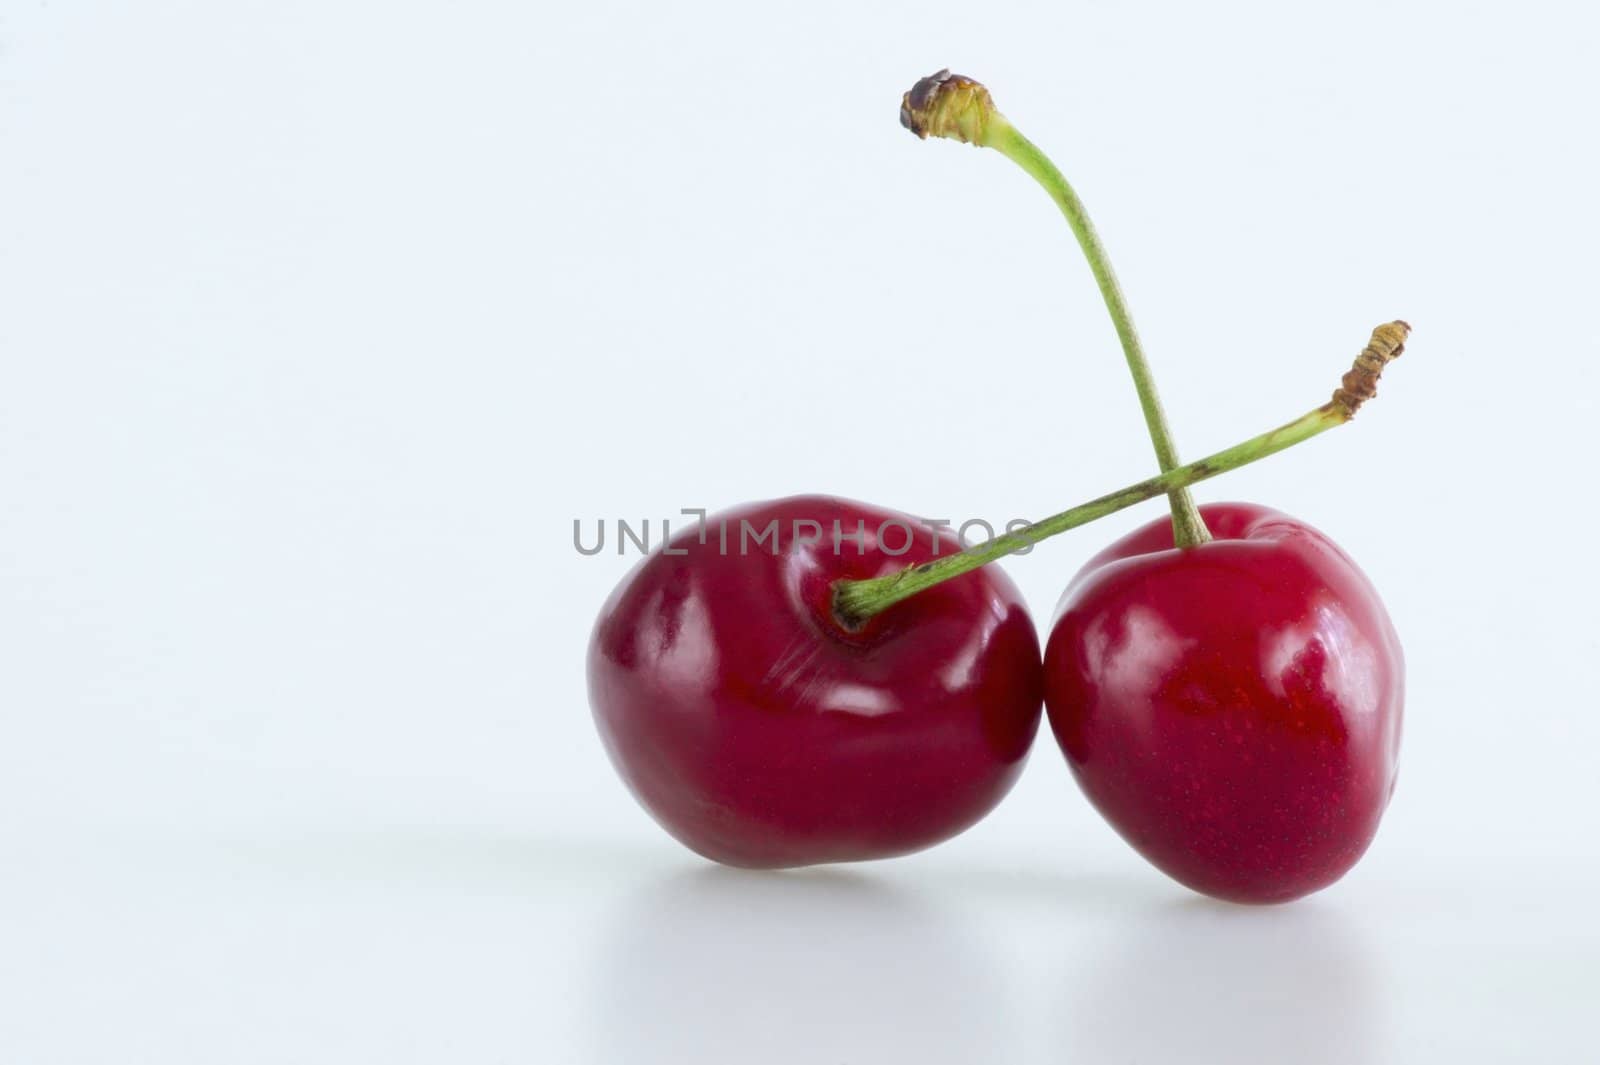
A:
899;70;999;145
1332;320;1411;417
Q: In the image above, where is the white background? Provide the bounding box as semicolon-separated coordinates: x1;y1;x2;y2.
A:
3;1;1598;1061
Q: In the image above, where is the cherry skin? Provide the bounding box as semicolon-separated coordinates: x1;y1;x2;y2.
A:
589;495;1043;868
1043;502;1403;904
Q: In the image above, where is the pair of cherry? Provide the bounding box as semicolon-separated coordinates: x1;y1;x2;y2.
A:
587;73;1408;904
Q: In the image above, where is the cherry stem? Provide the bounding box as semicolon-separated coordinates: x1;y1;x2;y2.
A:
901;71;1210;547
833;322;1410;624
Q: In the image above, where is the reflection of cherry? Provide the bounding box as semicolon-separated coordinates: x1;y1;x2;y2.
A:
590;867;1015;1063
588;496;1042;868
1044;503;1403;903
1059;900;1378;1063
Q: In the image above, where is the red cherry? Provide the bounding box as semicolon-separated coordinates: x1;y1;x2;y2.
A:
588;495;1043;868
1043;502;1403;904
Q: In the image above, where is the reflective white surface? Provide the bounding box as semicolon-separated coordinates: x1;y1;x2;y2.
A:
4;830;1593;1063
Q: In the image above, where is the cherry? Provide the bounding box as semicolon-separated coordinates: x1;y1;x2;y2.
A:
1043;502;1403;903
898;70;1411;900
587;496;1042;868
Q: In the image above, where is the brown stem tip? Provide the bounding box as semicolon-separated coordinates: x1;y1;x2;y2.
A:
1332;320;1411;417
899;69;997;145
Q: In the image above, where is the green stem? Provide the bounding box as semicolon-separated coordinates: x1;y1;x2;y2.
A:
835;406;1339;622
834;317;1411;623
987;121;1211;547
898;70;1209;546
